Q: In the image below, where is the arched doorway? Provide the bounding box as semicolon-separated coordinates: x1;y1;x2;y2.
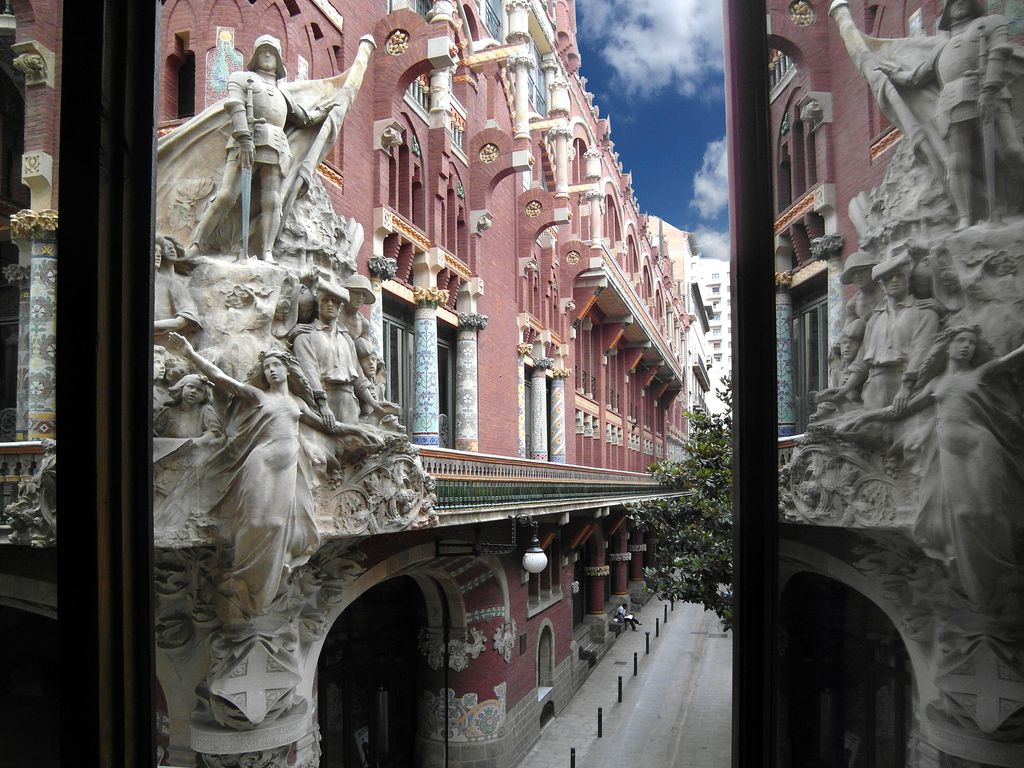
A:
0;605;59;768
318;576;425;767
779;573;912;768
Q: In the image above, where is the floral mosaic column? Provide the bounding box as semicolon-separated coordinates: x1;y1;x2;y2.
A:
367;255;397;359
455;312;488;452
549;367;570;463
776;273;796;438
412;287;448;446
13;210;58;440
516;343;530;458
530;357;554;461
3;263;30;439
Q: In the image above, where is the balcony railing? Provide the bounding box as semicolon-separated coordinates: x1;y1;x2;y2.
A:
419;448;665;512
406;74;430;114
778;434;801;470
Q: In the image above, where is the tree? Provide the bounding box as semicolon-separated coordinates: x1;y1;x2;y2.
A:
629;379;732;629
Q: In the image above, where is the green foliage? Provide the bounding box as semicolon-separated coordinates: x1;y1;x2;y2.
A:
629;379;733;630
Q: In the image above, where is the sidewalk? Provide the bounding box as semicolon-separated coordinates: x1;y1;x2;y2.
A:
519;600;731;768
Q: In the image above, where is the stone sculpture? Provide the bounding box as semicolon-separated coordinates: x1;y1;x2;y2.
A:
830;0;1024;229
151;33;439;766
840;325;1024;608
777;6;1024;760
154;234;202;339
158;35;375;269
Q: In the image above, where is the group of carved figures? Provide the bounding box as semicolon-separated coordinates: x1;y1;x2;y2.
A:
799;1;1024;614
154;238;402;619
811;237;1024;610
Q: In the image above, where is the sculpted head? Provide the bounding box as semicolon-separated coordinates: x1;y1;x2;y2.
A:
840;251;880;292
872;256;911;301
317;280;350;323
169;373;214;407
262;353;288;385
247;35;287;79
939;0;984;29
949;328;977;363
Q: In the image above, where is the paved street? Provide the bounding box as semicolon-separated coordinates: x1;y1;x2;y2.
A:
520;600;731;768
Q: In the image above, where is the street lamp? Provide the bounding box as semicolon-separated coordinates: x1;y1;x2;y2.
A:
435;514;548;573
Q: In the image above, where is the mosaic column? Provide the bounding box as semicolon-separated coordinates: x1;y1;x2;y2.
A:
610;532;630;597
516;342;530;458
412;286;448;446
776;273;796;438
530;357;554;461
13;210;58;440
810;233;846;352
3;263;30;439
367;255;397;359
454;312;488;452
549;367;570;463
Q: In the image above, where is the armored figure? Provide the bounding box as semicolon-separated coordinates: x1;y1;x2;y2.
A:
187;36;335;263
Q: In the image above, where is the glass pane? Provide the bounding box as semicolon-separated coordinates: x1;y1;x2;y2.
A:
771;1;1024;765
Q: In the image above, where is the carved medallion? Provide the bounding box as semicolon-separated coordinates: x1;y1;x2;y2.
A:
565;249;581;265
525;200;542;218
479;143;500;163
789;0;814;26
385;30;410;56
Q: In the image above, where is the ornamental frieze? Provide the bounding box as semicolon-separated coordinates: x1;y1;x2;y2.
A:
608;552;632;562
584;565;610;577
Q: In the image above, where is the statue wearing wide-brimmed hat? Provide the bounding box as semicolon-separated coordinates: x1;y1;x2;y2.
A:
840;250;881;327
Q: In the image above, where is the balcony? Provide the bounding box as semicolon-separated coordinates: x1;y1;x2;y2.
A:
419;447;677;523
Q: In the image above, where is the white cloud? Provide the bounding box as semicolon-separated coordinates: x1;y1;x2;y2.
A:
693;226;729;262
691;138;728;219
578;0;724;98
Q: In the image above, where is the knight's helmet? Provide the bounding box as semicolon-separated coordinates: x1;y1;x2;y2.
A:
247;34;287;79
938;0;986;31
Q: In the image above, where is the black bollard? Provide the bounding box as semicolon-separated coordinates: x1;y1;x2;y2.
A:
571;748;576;768
618;675;623;702
656;617;660;637
670;597;675;612
633;651;638;676
598;707;603;737
645;631;650;654
664;604;668;623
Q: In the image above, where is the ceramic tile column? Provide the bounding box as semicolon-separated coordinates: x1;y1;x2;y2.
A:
776;273;796;438
516;343;530;458
412;286;448;446
810;233;845;353
455;312;488;452
530;357;553;461
367;255;397;359
549;367;570;463
2;263;30;439
12;210;58;439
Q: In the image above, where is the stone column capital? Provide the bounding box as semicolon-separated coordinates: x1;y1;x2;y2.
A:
775;271;793;289
458;312;489;331
413;286;450;308
551;367;572;379
3;264;30;287
506;51;535;69
583;189;604;202
368;255;398;280
516;342;532;357
547;125;572;141
810;232;844;261
533;357;555;371
11;209;58;239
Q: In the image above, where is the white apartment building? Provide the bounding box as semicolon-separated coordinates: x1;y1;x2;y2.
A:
687;254;731;413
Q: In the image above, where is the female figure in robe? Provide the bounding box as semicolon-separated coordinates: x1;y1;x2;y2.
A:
845;324;1024;607
166;332;379;617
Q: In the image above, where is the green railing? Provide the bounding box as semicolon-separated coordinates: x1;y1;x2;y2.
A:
418;448;664;511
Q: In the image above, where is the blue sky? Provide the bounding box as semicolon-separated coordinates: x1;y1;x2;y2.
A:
574;0;729;259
